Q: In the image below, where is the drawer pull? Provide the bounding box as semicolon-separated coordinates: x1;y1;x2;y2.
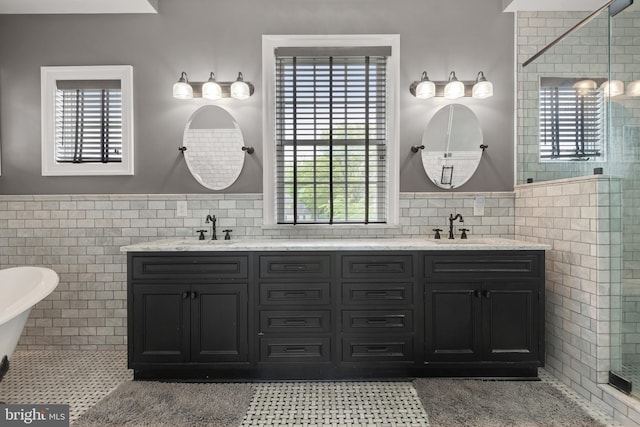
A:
284;346;307;353
366;319;389;325
363;264;390;271
366;346;390;353
284;319;308;325
284;264;306;271
284;291;307;297
365;291;389;297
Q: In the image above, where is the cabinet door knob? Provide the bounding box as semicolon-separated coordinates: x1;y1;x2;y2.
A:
473;290;481;298
191;291;198;300
182;291;189;299
483;290;491;298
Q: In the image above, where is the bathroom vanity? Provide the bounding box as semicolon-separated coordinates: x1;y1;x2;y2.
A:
122;238;548;380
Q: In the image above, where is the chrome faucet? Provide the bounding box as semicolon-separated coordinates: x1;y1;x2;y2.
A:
448;213;464;239
205;214;217;240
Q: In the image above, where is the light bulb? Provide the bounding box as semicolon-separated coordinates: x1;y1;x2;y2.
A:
627;80;640;97
573;79;597;95
172;72;193;99
601;80;624;97
444;71;464;99
415;71;435;99
472;71;493;99
202;72;222;100
230;72;251;100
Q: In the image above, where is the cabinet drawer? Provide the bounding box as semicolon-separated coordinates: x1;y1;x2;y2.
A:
425;253;542;278
131;255;248;280
260;311;331;333
259;283;331;305
259;255;331;279
342;310;413;333
342;282;413;305
260;337;331;363
342;337;413;362
342;255;413;279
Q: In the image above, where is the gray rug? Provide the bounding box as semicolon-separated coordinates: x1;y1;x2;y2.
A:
414;378;606;427
73;381;255;427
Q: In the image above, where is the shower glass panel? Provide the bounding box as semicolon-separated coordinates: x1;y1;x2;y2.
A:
519;1;640;397
608;0;640;398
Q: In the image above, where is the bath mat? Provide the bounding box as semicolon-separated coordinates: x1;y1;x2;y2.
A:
414;378;606;427
73;381;255;427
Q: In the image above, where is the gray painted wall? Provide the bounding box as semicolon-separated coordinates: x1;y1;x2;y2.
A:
0;0;513;194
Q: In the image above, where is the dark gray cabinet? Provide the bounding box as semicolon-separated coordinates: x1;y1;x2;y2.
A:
424;252;544;374
339;253;416;367
127;249;545;380
128;254;249;379
256;254;333;366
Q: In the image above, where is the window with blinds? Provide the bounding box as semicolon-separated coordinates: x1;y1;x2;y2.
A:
539;77;605;161
55;80;122;163
275;47;389;224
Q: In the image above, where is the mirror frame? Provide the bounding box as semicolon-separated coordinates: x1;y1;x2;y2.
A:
420;103;483;189
183;105;245;191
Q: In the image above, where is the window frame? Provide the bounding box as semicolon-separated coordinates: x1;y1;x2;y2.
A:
40;65;134;176
262;34;400;227
538;77;605;163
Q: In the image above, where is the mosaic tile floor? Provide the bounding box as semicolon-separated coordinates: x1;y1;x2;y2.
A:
0;351;132;422
241;381;429;426
0;351;619;426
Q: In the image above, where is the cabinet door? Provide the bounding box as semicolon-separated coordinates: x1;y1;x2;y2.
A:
132;284;190;363
191;283;248;363
425;282;481;362
482;280;540;362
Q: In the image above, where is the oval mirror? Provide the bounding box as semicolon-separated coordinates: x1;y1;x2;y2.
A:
183;105;245;190
420;104;483;189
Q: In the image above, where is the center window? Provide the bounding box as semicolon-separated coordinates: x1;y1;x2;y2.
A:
263;36;399;227
275;47;389;224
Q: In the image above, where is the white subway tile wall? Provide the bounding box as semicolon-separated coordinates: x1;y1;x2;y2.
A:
517;11;609;185
0;191;514;352
515;176;626;423
183;129;245;190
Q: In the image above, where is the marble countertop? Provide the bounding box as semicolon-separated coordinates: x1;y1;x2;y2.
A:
121;237;550;252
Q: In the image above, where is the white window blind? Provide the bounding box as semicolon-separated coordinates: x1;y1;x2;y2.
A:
539;77;604;161
55;80;122;163
275;47;389;224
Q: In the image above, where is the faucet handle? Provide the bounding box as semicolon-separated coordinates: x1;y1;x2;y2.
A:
432;228;442;240
460;228;469;239
223;229;232;240
197;229;207;240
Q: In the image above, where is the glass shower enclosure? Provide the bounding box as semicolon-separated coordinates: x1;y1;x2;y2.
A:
519;0;640;398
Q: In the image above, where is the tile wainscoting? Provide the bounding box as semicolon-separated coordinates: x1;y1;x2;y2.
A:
0;191;514;352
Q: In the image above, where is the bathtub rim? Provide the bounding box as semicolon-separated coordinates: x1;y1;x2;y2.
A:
0;266;59;326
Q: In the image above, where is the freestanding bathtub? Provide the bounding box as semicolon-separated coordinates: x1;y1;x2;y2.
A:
0;266;59;381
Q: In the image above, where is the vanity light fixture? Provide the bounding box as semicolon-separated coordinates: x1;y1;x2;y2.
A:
444;71;465;100
572;79;598;95
202;72;222;100
173;72;194;99
600;79;624;97
230;72;254;100
410;70;493;99
472;71;493;99
627;80;640;97
172;71;255;100
413;71;436;99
